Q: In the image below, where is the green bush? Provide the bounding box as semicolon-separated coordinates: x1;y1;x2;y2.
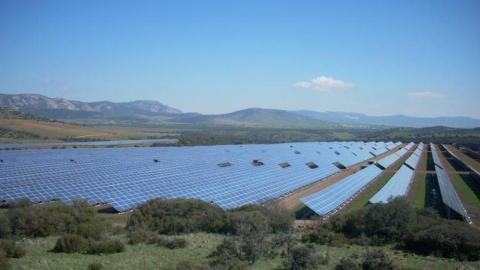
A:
288;244;328;270
126;199;226;235
0;240;25;258
227;204;294;233
0;249;10;270
87;263;103;270
6;199;112;239
53;234;87;253
405;220;480;261
166;238;187;249
362;249;394;270
87;240;125;255
0;216;11;239
175;260;209;270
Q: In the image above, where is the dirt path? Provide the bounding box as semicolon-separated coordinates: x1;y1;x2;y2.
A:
275;145;405;210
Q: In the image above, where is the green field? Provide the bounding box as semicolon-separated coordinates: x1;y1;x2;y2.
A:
8;233;480;270
411;173;427;208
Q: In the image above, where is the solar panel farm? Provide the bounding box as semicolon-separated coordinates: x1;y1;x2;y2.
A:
1;137;480;269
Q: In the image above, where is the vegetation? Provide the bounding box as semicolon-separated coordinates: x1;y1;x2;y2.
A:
2;197;480;269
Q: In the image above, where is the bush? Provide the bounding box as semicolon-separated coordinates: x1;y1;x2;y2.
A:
53;234;87;253
226;204;294;233
0;216;11;239
87;263;103;270
301;226;347;247
126;199;226;235
0;240;25;258
0;249;10;270
127;230;156;245
6;199;113;239
175;260;209;270
288;244;328;270
405;220;480;261
166;238;187;249
87;239;125;255
362;249;394;270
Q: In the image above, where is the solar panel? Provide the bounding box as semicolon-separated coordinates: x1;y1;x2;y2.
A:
435;165;471;223
369;165;414;204
430;143;443;169
300;165;383;216
405;145;421;170
0;141;390;212
376;146;409;170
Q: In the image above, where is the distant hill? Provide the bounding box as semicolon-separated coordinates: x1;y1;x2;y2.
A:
168;108;330;128
293;110;480;129
0;93;182;119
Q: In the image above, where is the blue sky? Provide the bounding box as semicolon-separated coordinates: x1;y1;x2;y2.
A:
1;0;479;118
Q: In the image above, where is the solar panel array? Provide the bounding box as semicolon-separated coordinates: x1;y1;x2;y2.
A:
376;146;409;169
413;142;424;157
300;165;383;216
435;165;471;223
0;141;391;212
430;143;444;169
404;144;421;170
404;142;414;151
369;165;414;204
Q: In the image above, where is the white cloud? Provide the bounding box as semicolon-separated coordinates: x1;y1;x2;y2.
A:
42;77;52;83
58;85;70;91
408;91;444;99
292;76;354;92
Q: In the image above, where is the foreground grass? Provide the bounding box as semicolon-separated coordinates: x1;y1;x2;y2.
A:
411;173;427;208
9;234;480;270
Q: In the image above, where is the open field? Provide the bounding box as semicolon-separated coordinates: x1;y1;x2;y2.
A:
8;233;480;270
0;119;173;143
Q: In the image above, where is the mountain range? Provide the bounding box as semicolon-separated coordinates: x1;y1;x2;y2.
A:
1;93;479;128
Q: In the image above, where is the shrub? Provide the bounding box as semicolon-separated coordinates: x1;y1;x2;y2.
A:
362;249;394;270
0;249;10;270
175;260;209;270
166;238;187;249
0;216;11;239
288;244;327;270
88;263;103;270
87;239;125;255
226;204;294;233
0;240;25;258
53;234;87;253
405;220;480;261
302;226;347;247
126;199;226;235
127;230;154;245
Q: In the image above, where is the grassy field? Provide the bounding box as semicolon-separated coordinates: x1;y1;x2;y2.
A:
0;119;170;143
410;173;427;208
8;233;480;270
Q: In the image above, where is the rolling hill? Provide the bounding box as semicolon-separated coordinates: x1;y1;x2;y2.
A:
293;110;480;129
168;108;331;128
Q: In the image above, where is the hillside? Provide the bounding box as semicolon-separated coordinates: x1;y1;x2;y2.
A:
168;108;331;128
294;110;480;129
0;93;182;119
0;109;169;143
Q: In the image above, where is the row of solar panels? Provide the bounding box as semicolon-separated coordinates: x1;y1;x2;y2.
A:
0;141;392;212
430;144;472;223
302;141;432;215
369;143;423;204
300;142;410;216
